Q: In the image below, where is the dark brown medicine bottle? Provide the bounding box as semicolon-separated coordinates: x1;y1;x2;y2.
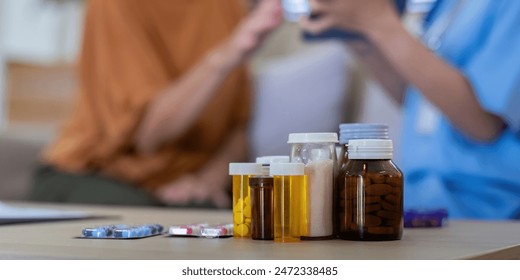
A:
249;176;274;240
337;139;403;241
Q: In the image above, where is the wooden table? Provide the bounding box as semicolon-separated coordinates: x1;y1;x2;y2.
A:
1;201;519;260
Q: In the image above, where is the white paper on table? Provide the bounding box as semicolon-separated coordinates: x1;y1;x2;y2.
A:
0;201;93;225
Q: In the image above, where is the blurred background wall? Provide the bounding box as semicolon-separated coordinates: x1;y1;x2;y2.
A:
0;0;84;140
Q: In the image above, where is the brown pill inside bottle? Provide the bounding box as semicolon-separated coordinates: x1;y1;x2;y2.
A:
249;176;274;240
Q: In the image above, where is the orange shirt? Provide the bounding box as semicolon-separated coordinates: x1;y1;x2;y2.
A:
44;0;251;191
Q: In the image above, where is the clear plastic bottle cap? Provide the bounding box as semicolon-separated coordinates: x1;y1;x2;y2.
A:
256;156;290;165
287;133;339;144
348;139;394;160
269;163;305;176
229;163;264;175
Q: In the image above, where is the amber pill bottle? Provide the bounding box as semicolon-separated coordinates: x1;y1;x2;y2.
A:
337;139;403;241
249;176;275;240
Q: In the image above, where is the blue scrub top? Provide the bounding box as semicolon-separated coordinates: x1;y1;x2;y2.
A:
401;0;520;219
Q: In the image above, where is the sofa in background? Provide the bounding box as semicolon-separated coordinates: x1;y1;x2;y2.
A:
0;134;46;201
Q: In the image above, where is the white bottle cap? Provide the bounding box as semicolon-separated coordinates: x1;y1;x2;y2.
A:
287;133;339;144
348;139;393;160
255;156;290;165
269;163;305;176
229;163;264;175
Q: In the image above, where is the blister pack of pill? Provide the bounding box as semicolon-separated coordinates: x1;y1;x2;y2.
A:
404;208;448;228
168;223;233;238
81;224;164;239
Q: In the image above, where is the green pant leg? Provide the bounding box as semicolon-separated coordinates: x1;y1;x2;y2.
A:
29;165;162;206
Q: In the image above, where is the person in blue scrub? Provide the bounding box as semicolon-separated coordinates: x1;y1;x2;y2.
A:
301;0;520;219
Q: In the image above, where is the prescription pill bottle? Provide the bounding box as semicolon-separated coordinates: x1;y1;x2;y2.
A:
288;133;338;240
229;163;263;238
336;123;389;237
249;176;274;240
270;163;306;243
337;139;403;241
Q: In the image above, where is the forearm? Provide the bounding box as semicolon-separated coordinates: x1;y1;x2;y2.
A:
135;42;240;154
364;11;504;142
135;0;282;154
349;41;407;104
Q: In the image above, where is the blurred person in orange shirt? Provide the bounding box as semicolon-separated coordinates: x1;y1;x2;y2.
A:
29;0;282;208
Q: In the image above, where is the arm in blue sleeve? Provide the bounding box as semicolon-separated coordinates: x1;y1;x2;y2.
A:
463;0;520;132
